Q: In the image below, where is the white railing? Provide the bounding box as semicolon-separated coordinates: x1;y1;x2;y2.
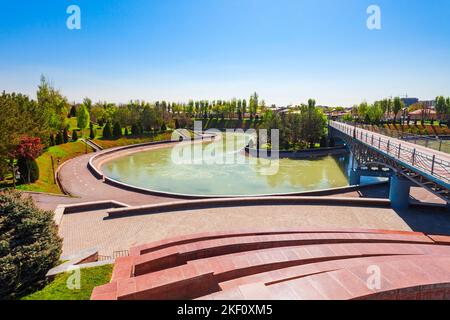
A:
329;121;450;185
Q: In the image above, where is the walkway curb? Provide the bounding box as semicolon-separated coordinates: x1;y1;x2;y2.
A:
106;196;391;219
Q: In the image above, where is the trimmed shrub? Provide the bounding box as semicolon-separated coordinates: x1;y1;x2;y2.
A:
89;123;95;140
55;132;63;145
63;128;69;144
320;136;328;148
69;105;77;117
17;157;39;183
72;130;79;142
49;134;55;147
103;122;113;140
113;122;122;139
0;190;62;299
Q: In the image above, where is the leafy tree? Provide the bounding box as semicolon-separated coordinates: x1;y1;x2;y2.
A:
436;96;448;124
77;104;90;138
82;97;93;111
12;137;43;184
367;103;384;125
37;76;69;135
0;190;62;299
393;97;404;124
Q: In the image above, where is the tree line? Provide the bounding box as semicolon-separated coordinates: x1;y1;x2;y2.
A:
261;99;328;150
0;77;273;182
343;96;450;126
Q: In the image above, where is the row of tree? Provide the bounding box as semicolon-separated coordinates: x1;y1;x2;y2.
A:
345;96;450;126
0;76;271;182
261;99;328;150
345;97;405;125
435;96;450;124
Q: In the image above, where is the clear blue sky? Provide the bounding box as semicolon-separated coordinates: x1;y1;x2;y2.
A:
1;0;449;106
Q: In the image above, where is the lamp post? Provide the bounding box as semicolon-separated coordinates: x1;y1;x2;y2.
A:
11;162;16;189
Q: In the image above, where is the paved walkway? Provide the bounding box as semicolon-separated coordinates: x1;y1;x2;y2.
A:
60;203;450;257
58;151;174;206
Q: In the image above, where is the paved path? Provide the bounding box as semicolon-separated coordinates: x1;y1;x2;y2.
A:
60;203;450;257
58;151;175;206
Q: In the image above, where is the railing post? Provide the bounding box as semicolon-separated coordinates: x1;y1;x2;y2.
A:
431;155;436;175
398;144;401;159
387;140;390;154
412;149;416;166
379;137;381;149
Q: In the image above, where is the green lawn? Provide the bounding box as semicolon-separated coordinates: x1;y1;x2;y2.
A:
15;141;94;194
93;131;173;149
22;264;113;301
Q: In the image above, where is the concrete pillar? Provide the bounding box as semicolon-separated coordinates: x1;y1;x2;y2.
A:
389;175;411;210
349;170;361;186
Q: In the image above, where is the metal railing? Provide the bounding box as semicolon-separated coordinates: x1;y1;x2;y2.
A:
98;250;130;261
338;121;450;154
329;121;450;185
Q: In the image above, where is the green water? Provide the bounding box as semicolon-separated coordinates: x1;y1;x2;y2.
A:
102;133;355;196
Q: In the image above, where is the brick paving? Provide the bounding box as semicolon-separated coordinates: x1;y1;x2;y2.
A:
91;229;450;300
60;205;414;257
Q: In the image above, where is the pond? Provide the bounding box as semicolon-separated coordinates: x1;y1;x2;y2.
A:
101;133;379;197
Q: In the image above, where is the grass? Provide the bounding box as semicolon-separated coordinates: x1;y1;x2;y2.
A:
93;131;173;149
14;141;94;194
21;264;113;300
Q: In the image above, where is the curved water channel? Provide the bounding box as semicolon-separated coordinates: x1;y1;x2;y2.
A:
101;133;379;197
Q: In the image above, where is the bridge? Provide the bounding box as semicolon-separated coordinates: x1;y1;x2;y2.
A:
328;121;450;209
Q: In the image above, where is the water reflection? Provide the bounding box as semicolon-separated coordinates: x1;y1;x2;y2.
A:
102;133;362;196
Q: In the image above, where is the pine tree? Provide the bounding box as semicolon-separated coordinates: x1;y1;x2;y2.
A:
89;123;95;140
55;132;63;145
63;127;69;144
103;122;113;139
113;122;122;139
72;130;79;142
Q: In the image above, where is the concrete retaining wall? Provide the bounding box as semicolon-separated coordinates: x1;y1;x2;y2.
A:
245;145;348;159
106;196;391;219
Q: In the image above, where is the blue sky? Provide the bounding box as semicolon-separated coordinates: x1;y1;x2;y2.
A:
0;0;449;106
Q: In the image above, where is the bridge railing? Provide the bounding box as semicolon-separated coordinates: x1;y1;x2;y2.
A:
336;121;450;154
330;121;450;185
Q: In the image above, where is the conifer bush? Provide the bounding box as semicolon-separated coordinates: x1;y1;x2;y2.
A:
0;191;62;299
